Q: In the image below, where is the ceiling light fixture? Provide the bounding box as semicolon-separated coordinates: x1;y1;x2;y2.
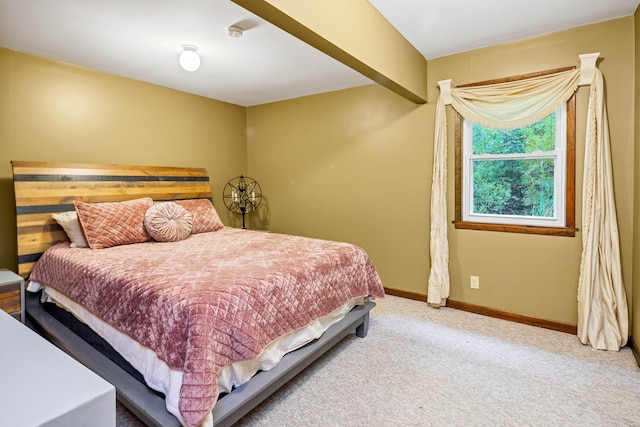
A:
179;45;201;72
227;25;243;38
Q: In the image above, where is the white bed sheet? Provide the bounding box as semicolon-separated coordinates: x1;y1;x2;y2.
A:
28;282;362;427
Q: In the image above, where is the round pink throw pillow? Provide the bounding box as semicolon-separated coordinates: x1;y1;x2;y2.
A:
144;202;193;242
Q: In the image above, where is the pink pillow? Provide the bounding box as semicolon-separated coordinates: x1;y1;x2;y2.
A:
174;199;224;233
74;198;154;249
144;202;193;242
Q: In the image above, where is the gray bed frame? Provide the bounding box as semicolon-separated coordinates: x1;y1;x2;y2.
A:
26;292;373;426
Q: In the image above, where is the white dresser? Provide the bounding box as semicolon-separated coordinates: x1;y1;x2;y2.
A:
0;308;116;426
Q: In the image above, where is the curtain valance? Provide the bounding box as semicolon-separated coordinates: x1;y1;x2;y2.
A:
450;69;579;130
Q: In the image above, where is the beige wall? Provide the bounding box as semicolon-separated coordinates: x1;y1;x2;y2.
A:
248;17;636;327
0;48;248;272
247;85;431;292
633;9;640;352
430;18;635;325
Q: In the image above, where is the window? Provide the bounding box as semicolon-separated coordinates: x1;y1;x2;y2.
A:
454;69;576;237
464;107;566;226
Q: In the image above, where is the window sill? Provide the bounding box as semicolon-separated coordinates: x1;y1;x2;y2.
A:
453;221;577;237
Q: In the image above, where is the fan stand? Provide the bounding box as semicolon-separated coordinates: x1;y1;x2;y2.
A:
239;206;247;229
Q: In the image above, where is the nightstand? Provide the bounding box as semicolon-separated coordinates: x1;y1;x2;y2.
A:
0;269;25;322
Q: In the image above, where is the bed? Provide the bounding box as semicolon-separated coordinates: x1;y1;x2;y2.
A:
11;161;384;427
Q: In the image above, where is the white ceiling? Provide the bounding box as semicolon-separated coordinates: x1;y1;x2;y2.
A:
1;0;639;107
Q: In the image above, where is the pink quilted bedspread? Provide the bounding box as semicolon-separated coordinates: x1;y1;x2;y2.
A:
29;228;384;426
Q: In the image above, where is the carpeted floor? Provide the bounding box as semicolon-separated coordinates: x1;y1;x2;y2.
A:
117;295;640;426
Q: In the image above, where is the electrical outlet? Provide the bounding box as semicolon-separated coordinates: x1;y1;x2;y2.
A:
470;275;480;289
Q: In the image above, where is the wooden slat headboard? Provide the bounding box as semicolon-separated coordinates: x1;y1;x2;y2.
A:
11;161;212;278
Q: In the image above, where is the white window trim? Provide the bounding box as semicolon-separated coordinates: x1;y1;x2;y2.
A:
462;105;567;228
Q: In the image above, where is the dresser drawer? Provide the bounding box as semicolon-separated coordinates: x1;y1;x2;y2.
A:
0;269;25;322
0;284;21;314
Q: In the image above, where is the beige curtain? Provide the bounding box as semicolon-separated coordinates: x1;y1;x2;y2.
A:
577;69;628;350
428;59;628;350
427;94;450;306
